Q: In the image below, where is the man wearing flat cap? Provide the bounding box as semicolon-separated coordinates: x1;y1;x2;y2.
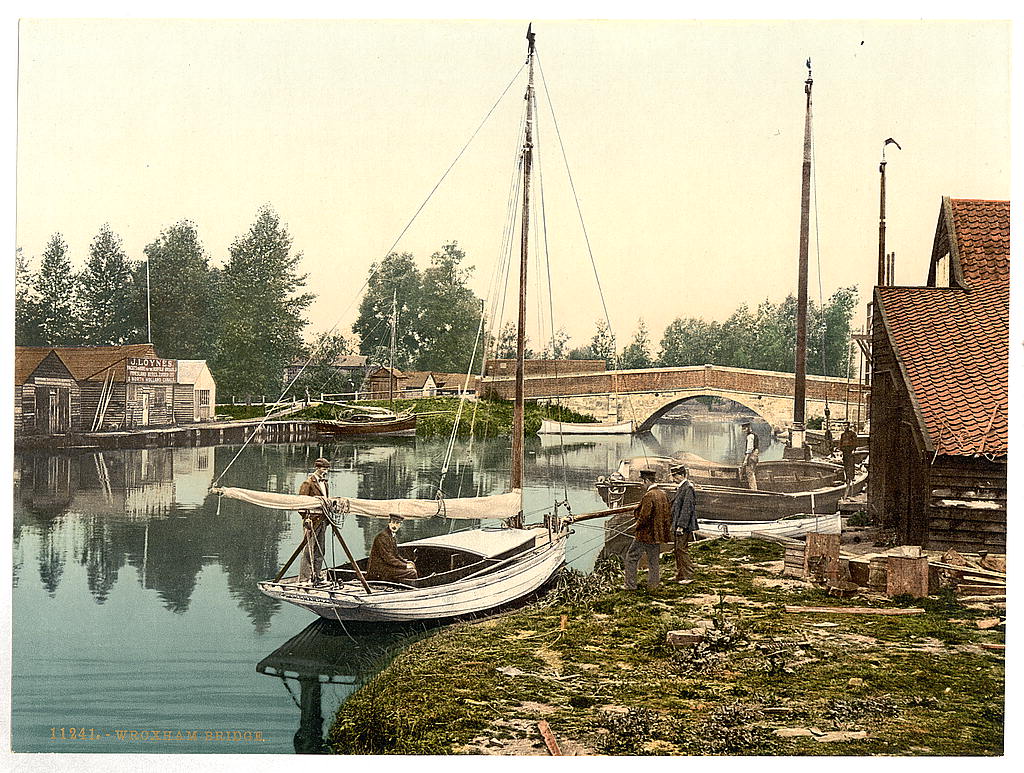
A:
367;514;418;583
297;458;332;584
741;422;759;490
624;469;672;590
670;465;698;583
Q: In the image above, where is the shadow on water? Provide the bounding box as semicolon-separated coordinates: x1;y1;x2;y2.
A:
256;575;560;753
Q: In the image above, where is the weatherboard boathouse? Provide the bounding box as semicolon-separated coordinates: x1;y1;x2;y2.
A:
869;197;1008;553
14;344;218;436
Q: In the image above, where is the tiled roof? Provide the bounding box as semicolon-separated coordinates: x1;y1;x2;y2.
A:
949;198;1010;286
876;283;1008;457
50;344;158;381
14;348;57;385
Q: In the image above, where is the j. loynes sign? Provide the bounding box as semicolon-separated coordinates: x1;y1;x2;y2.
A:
126;357;178;384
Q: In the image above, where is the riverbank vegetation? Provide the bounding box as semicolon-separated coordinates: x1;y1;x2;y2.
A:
327;538;1004;756
290;397;597;437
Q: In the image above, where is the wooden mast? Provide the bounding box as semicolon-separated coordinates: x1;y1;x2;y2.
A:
792;58;813;452
510;24;535;510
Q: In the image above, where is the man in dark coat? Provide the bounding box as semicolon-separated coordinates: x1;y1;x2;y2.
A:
367;514;418;583
297;457;332;584
670;464;698;583
624;469;672;590
839;423;859;498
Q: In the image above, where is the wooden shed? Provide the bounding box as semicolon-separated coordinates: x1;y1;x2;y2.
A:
176;360;218;422
14;348;80;435
869;197;1008;552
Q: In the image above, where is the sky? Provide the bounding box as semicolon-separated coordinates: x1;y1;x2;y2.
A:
14;18;1011;354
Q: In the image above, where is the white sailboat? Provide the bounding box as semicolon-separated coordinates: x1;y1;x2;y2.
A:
213;26;571;623
538;418;635;435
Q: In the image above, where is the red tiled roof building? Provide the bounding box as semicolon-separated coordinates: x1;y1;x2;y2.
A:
869;197;1008;551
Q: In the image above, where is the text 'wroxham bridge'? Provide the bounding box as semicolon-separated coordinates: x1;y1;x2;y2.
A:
481;364;868;431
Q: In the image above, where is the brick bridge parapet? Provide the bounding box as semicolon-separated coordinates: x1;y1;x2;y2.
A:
480;364;868;430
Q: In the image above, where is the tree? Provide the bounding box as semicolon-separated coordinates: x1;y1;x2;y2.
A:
143;221;216;359
538;328;570;359
77;225;139;345
412;242;483;373
15;247;45;345
589;318;617;368
353;251;422;369
620;318;654;369
213;206;314;397
809;286;858;377
286;332;354;399
34;233;78;345
657;317;720;366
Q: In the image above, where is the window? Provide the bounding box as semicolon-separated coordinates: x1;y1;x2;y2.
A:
197;389;210;407
153;387;166;407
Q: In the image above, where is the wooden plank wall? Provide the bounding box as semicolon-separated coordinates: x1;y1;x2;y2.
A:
925;457;1006;552
173;384;195;424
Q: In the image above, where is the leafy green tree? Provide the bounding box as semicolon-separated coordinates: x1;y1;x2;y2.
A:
213;206;314;397
143;221;215;359
589;318;617;368
353;251;422;368
34;233;78;345
716;303;755;369
77;225;139;345
656;317;721;366
567;343;597;360
620;318;654;369
286;332;354;399
809;286;857;377
15;247;45;345
539;328;570;359
413;242;483;373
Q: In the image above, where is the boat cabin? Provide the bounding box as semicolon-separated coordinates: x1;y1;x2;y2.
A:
327;527;538;589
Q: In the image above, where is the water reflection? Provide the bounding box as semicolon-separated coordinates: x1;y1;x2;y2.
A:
256;619;435;753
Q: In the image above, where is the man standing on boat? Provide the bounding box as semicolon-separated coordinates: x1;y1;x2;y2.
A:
742;422;759;490
624;469;672;591
367;514;418;583
839;423;859;498
297;457;332;584
670;465;698;584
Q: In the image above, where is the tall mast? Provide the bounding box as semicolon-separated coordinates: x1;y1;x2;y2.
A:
792;58;813;452
511;24;535;496
878;138;901;286
389;288;397;410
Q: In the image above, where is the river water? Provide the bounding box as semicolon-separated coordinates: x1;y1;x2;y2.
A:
10;415;776;754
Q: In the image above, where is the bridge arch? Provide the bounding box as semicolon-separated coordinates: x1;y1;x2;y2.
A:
632;392;783;433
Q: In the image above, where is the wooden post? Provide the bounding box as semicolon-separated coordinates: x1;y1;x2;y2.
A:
328;521;372;594
887;555;929;598
804;532;840;581
275;532;311;582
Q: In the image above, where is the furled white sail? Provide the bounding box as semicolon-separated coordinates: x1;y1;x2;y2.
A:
212;486;522;520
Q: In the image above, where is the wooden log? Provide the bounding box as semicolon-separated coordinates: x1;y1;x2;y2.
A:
537;720;562;756
847;557;871;587
868;557;888;592
980;643;1006;652
886;556;929;599
956;584;1006;596
784;605;925;616
805;533;840;582
959;594;1007;603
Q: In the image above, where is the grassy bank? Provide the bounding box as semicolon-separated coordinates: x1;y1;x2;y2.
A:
327;538;1004;756
291;397;597;438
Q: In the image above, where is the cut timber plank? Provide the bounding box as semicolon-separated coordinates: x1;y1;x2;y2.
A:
931;562;1006;580
805;533;840;582
784;605;925;616
887;556;929;599
537;721;562;756
956;584;1006;596
980;643;1006;652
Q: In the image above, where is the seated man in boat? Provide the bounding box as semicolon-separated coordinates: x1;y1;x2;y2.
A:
367;514;418;583
624;469;672;591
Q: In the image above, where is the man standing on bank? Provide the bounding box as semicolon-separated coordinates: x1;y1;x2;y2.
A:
670;464;698;584
839;423;859;499
367;514;418;583
624;469;672;590
741;422;759;490
297;457;332;584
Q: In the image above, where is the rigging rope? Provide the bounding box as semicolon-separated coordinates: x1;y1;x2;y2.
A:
212;61;527;487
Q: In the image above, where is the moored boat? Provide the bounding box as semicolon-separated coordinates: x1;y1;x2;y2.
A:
538;418;635;435
313;413;417;437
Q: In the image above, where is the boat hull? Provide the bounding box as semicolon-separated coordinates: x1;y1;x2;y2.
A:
596;464;867;522
314;415;417;437
258;529;566;622
538;419;634;435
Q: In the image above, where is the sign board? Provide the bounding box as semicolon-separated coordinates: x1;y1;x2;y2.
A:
126;357;178;384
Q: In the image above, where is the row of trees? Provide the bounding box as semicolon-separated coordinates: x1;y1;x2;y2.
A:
16;210;858;399
567;287;858;377
15;207;312;397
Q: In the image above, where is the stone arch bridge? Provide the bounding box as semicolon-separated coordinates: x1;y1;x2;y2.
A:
480;364;868;431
